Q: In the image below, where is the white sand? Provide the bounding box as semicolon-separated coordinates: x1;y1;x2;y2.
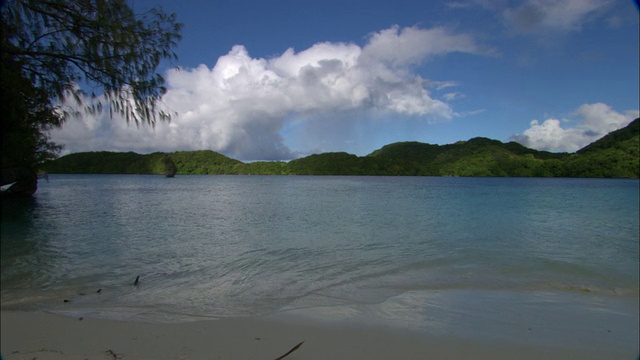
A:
1;310;633;360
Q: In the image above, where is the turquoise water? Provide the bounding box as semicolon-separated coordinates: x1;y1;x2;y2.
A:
1;175;638;350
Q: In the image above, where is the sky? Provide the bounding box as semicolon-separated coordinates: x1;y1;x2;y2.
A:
50;0;640;161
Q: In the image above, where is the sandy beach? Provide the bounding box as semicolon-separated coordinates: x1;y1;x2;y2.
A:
1;310;634;360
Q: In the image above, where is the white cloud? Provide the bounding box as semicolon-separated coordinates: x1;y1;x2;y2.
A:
442;92;465;101
429;80;459;90
50;25;486;160
504;0;611;33
361;26;489;67
510;103;639;152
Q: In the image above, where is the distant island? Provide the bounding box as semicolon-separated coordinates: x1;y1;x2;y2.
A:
43;118;639;178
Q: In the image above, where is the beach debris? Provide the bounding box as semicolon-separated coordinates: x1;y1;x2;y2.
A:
78;317;84;321
10;349;64;357
273;341;304;360
63;299;69;303
97;288;102;293
0;181;17;192
134;275;140;286
106;349;123;359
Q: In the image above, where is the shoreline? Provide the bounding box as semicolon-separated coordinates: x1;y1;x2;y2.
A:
1;310;636;360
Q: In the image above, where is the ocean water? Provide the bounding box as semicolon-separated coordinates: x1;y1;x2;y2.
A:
1;175;638;350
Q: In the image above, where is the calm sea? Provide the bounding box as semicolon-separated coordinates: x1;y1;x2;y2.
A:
1;175;638;350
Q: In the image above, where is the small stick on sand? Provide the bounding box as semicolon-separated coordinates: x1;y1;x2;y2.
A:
106;349;123;359
273;341;304;360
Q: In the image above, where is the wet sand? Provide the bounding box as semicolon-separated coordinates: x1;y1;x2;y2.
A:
1;310;634;360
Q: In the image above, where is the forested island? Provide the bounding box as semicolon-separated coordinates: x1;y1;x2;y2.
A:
43;118;639;178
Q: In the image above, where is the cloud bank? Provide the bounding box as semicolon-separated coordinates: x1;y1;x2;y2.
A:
50;25;486;160
510;103;639;152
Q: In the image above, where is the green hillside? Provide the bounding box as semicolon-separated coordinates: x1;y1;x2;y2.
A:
289;152;370;175
168;150;243;174
43;150;243;175
562;118;639;178
578;118;639;154
42;119;639;178
367;137;568;176
41;151;159;174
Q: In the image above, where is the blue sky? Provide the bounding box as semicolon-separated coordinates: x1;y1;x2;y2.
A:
51;0;639;160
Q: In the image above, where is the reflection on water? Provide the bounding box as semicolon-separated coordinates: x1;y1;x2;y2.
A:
1;197;57;291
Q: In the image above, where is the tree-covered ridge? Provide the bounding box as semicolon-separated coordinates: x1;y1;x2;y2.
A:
43;151;235;175
168;151;243;174
577;118;639;155
562;118;639;178
42;119;639;178
366;137;568;176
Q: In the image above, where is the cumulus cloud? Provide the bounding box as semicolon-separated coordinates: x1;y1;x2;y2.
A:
510;103;639;152
503;0;611;33
50;25;487;160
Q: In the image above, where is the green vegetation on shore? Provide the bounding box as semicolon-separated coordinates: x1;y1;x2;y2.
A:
1;1;182;197
43;119;639;178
